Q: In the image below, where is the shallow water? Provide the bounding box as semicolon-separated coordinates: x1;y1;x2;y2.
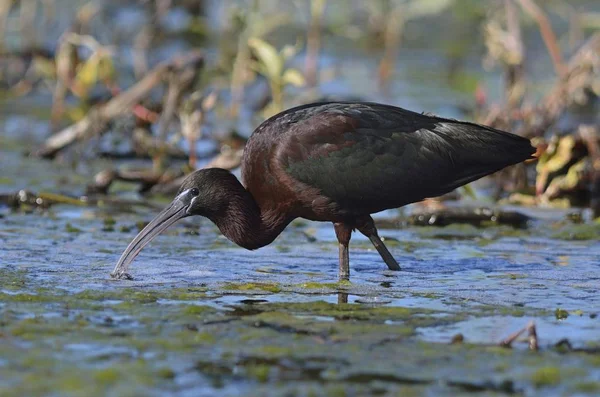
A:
2;90;600;397
2;147;600;395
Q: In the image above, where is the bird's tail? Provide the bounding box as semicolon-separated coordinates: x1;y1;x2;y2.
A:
437;121;536;166
431;121;536;194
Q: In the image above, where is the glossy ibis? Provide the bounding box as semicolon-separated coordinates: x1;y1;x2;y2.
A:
112;102;535;280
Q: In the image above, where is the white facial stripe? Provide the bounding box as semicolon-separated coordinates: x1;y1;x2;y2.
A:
176;188;194;201
187;196;200;215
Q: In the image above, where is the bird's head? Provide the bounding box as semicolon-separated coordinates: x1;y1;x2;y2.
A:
111;168;236;279
176;168;235;218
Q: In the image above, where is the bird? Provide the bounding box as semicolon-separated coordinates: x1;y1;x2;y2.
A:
111;101;536;281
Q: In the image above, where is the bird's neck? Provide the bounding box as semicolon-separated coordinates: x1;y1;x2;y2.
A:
207;179;290;250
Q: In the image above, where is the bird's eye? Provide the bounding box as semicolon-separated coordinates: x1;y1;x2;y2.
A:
190;188;199;196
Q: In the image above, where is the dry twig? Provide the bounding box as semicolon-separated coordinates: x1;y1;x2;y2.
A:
499;320;538;350
517;0;566;76
35;50;204;158
483;32;600;137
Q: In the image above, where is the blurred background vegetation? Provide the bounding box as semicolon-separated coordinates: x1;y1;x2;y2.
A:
1;0;600;219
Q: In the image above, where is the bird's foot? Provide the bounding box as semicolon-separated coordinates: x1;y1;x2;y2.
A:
110;271;134;280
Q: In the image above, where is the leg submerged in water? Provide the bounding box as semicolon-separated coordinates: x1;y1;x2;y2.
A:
357;216;400;271
333;222;352;281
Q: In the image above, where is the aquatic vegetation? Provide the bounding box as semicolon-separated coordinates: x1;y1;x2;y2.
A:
530;366;561;387
247;37;305;116
223;282;282;293
552;223;600;240
555;308;569;320
64;222;82;233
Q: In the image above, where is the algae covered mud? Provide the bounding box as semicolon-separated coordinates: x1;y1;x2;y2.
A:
2;146;600;395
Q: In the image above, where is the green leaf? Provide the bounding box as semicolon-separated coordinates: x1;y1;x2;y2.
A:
280;38;303;62
460;183;477;200
282;69;305;87
280;44;298;62
74;55;100;97
97;57;115;82
248;37;282;79
537;136;575;174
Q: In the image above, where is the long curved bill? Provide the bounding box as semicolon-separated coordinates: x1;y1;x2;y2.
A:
111;190;194;279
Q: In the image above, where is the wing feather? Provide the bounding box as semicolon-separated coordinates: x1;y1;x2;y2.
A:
271;102;534;215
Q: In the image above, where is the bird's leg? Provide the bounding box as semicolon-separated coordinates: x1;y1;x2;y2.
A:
337;292;349;304
333;222;352;281
356;216;401;271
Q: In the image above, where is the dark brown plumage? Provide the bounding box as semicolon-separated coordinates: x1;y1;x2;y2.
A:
112;102;535;280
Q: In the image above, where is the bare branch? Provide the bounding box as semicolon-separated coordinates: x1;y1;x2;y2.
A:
517;0;566;76
35;50;204;158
